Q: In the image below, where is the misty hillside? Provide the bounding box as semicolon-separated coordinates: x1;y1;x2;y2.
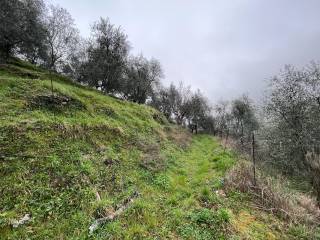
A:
0;60;319;239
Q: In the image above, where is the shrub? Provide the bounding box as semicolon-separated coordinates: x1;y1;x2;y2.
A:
305;151;320;207
224;161;320;225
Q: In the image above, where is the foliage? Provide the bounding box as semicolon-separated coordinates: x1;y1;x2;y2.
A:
213;95;258;150
0;0;47;63
79;17;130;93
231;95;259;143
122;55;163;103
151;82;213;132
264;64;320;172
44;4;80;70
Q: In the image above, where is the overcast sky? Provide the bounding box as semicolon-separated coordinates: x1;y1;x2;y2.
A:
50;0;320;103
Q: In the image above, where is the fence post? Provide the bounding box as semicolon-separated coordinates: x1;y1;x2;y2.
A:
252;131;256;186
50;68;54;98
224;128;229;152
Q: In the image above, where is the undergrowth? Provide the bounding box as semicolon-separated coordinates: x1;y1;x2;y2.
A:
224;161;320;239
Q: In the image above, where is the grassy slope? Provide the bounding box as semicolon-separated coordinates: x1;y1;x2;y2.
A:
0;60;316;239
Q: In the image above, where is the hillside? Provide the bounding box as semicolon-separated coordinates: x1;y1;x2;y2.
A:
0;60;317;239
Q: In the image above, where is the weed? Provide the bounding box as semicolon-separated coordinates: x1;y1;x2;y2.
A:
153;174;170;190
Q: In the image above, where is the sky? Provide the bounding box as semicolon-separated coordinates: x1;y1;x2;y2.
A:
49;0;320;103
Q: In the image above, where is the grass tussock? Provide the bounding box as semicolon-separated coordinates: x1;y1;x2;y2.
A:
306;151;320;207
224;161;320;226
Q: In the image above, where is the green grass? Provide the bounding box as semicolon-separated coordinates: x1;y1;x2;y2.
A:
0;60;318;239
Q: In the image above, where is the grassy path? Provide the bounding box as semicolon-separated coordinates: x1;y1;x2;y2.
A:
99;135;286;240
166;135;234;214
98;135;236;239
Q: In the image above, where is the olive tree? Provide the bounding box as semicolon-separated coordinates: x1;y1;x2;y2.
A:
186;90;211;127
264;64;320;172
214;101;231;137
122;55;163;103
0;0;47;63
151;82;192;124
80;18;130;93
231;95;259;144
44;5;80;71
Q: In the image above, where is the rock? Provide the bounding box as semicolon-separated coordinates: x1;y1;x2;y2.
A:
215;189;226;198
11;214;31;228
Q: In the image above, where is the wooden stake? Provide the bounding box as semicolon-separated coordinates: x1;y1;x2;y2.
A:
50;69;54;98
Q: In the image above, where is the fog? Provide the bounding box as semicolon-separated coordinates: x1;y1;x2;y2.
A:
50;0;320;102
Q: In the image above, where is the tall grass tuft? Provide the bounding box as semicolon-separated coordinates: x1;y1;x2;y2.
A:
224;161;320;225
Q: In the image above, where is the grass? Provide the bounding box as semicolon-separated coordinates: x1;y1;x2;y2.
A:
0;59;319;239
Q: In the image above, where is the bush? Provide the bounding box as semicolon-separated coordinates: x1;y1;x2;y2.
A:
306;151;320;207
224;161;320;225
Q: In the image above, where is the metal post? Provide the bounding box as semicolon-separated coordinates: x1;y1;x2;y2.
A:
224;128;229;152
252;131;256;185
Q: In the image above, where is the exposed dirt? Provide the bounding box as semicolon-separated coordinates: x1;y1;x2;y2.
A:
28;94;85;112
